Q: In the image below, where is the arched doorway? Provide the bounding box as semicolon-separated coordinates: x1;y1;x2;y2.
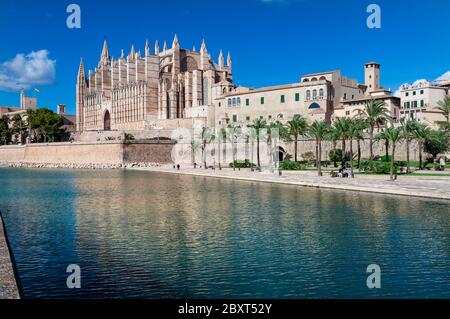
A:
104;110;111;131
273;146;286;163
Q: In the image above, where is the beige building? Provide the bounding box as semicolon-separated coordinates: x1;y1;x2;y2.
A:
215;62;399;128
76;36;234;132
399;81;448;127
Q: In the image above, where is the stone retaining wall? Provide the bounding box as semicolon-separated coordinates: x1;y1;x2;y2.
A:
0;213;20;299
0;141;176;165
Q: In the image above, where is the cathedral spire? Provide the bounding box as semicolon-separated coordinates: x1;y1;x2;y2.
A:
145;39;151;56
218;50;224;68
128;44;136;61
120;49;125;60
155;40;160;55
227;51;232;68
192;45;196;52
77;58;86;83
200;39;207;54
172;34;179;49
163;40;168;52
100;39;110;66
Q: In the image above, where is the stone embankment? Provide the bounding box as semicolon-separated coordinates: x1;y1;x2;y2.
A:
0;161;163;170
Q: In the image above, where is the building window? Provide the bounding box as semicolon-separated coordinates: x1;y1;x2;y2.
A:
260;97;265;105
346;111;350;116
232;98;236;106
268;115;272;120
413;91;417;96
309;102;320;109
280;95;285;103
319;88;324;99
246;116;250;121
218;102;221;107
312;89;317;99
412;101;418;108
295;93;300;101
405;92;409;97
306;90;311;100
237;97;241;106
420;90;424;95
246;98;250;106
232;114;238;122
420;100;424;107
228;99;231;106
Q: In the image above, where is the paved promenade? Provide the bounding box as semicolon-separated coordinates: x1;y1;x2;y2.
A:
0;214;20;299
132;166;450;201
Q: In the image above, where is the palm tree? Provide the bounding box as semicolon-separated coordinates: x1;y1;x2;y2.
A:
287;115;308;162
327;125;341;167
401;118;418;173
355;99;392;159
11;114;27;144
334;117;352;166
376;126;404;181
199;127;215;169
437;96;450;123
227;125;242;170
217;128;227;170
348;119;367;176
413;123;431;170
308;120;330;176
189;138;201;166
249;118;267;167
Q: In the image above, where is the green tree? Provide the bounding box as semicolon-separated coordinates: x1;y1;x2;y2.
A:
376;126;404;181
227;125;242;170
334;117;352;165
437;96;450;123
0;115;11;145
217;128;227;170
249;118;267;167
199;127;215;169
327;125;341;167
347;119;367;177
11;114;28;144
26;108;64;142
287;115;308;162
355;99;392;159
308;120;330;176
412;123;431;170
424;130;449;161
401;118;419;173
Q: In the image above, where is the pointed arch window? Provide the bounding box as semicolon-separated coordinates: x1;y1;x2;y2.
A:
306;90;311;101
319;88;324;99
312;89;317;99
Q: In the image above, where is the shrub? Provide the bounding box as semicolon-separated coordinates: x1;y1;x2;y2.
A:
124;133;135;142
380;155;392;163
329;149;342;164
279;160;305;171
229;159;255;168
360;160;398;175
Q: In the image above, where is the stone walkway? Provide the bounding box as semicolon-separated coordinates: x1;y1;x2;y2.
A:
0;214;20;299
131;166;450;201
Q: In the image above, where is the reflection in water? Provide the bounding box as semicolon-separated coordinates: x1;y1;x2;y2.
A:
0;168;449;298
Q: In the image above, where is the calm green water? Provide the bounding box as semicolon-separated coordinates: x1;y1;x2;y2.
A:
0;168;449;299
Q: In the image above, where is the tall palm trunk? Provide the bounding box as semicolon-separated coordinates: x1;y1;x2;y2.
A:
218;138;222;170
332;140;338;167
341;138;346;166
406;139;410;173
369;125;374;160
257;135;261;167
385;140;389;159
357;139;362;169
294;134;298;162
350;138;354;178
318;140;323;176
390;143;396;181
418;141;423;170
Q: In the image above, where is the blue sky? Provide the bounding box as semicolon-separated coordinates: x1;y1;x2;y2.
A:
1;0;450;114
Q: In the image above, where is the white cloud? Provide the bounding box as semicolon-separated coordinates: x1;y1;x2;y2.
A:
0;50;56;92
435;71;450;82
393;71;450;97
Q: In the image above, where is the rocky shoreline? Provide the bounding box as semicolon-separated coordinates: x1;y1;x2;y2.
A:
0;213;20;299
0;161;163;170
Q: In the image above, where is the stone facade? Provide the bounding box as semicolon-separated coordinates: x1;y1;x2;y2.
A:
76;36;234;132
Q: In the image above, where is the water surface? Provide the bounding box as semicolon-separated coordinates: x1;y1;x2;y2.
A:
0;168;449;298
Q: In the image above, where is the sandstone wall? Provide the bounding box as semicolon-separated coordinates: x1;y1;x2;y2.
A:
0;141;175;165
